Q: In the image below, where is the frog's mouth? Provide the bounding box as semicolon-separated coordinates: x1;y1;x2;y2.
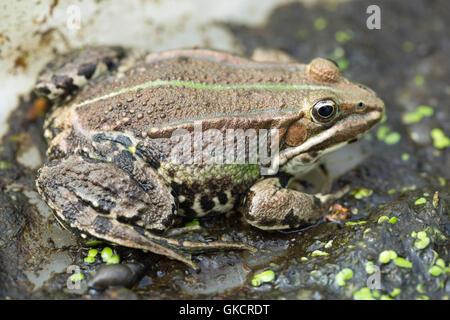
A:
263;110;382;175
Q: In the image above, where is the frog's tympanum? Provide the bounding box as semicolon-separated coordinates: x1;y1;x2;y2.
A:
35;47;384;270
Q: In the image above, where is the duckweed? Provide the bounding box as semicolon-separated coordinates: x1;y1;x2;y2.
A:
376;126;401;145
430;128;450;149
185;220;200;227
335;268;353;287
379;250;397;264
84;256;95;264
393;257;412;268
0;161;12;170
377;216;389;224
365;261;376;274
387;189;396;195
429;265;442;277
401;153;410;161
436;258;445;269
70;273;84;283
313;17;327;30
414;231;430;250
384;132;401;145
351;188;373;199
376;126;390;140
106;254;120;265
390;288;401;297
337;58;349;71
353;287;375;300
402;105;434;124
101;247;113;261
345;220;367;226
251;270;275;287
335;30;353;43
389;217;398;224
416;283;426;294
311;250;329;256
413;75;425;86
414;197;427;205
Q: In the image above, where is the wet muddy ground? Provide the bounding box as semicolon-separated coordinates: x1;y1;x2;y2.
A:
0;0;448;299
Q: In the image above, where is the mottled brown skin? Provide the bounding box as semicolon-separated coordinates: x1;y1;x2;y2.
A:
36;48;385;270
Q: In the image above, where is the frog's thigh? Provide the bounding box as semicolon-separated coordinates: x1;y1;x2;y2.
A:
242;177;324;230
37;156;175;231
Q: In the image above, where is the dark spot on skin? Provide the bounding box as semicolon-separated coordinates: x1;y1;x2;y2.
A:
281;208;299;228
177;56;189;63
257;218;278;227
93;215;113;235
135;143;160;169
170;182;182;195
179;200;196;217
190;182;201;194
62;204;80;225
36;86;51;95
161;212;175;228
93;133;107;142
200;195;215;212
218;192;228;205
133;226;146;236
102;57;115;70
97;199;115;214
77;63;97;79
52;75;78;93
117;215;141;226
93;133;133;149
278;172;292;188
114;135;132;148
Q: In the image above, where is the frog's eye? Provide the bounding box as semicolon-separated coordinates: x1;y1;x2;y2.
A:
311;99;338;123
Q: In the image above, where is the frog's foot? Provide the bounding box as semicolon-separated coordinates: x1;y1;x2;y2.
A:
242;177;325;230
315;184;351;207
35;46;126;100
36;156;254;271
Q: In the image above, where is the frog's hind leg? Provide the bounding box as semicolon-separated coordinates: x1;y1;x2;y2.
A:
36;156;254;271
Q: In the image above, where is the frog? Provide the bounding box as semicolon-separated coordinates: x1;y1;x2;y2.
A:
34;46;385;271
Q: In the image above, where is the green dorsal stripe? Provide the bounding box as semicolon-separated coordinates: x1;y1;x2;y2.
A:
74;79;342;107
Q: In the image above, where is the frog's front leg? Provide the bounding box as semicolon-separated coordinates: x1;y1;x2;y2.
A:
242;177;326;230
35;46;127;100
37;156;254;271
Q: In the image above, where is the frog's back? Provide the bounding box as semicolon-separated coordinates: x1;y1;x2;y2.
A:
70;49;321;138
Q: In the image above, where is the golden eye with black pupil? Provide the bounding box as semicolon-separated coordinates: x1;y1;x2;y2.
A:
356;102;366;111
311;99;338;123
